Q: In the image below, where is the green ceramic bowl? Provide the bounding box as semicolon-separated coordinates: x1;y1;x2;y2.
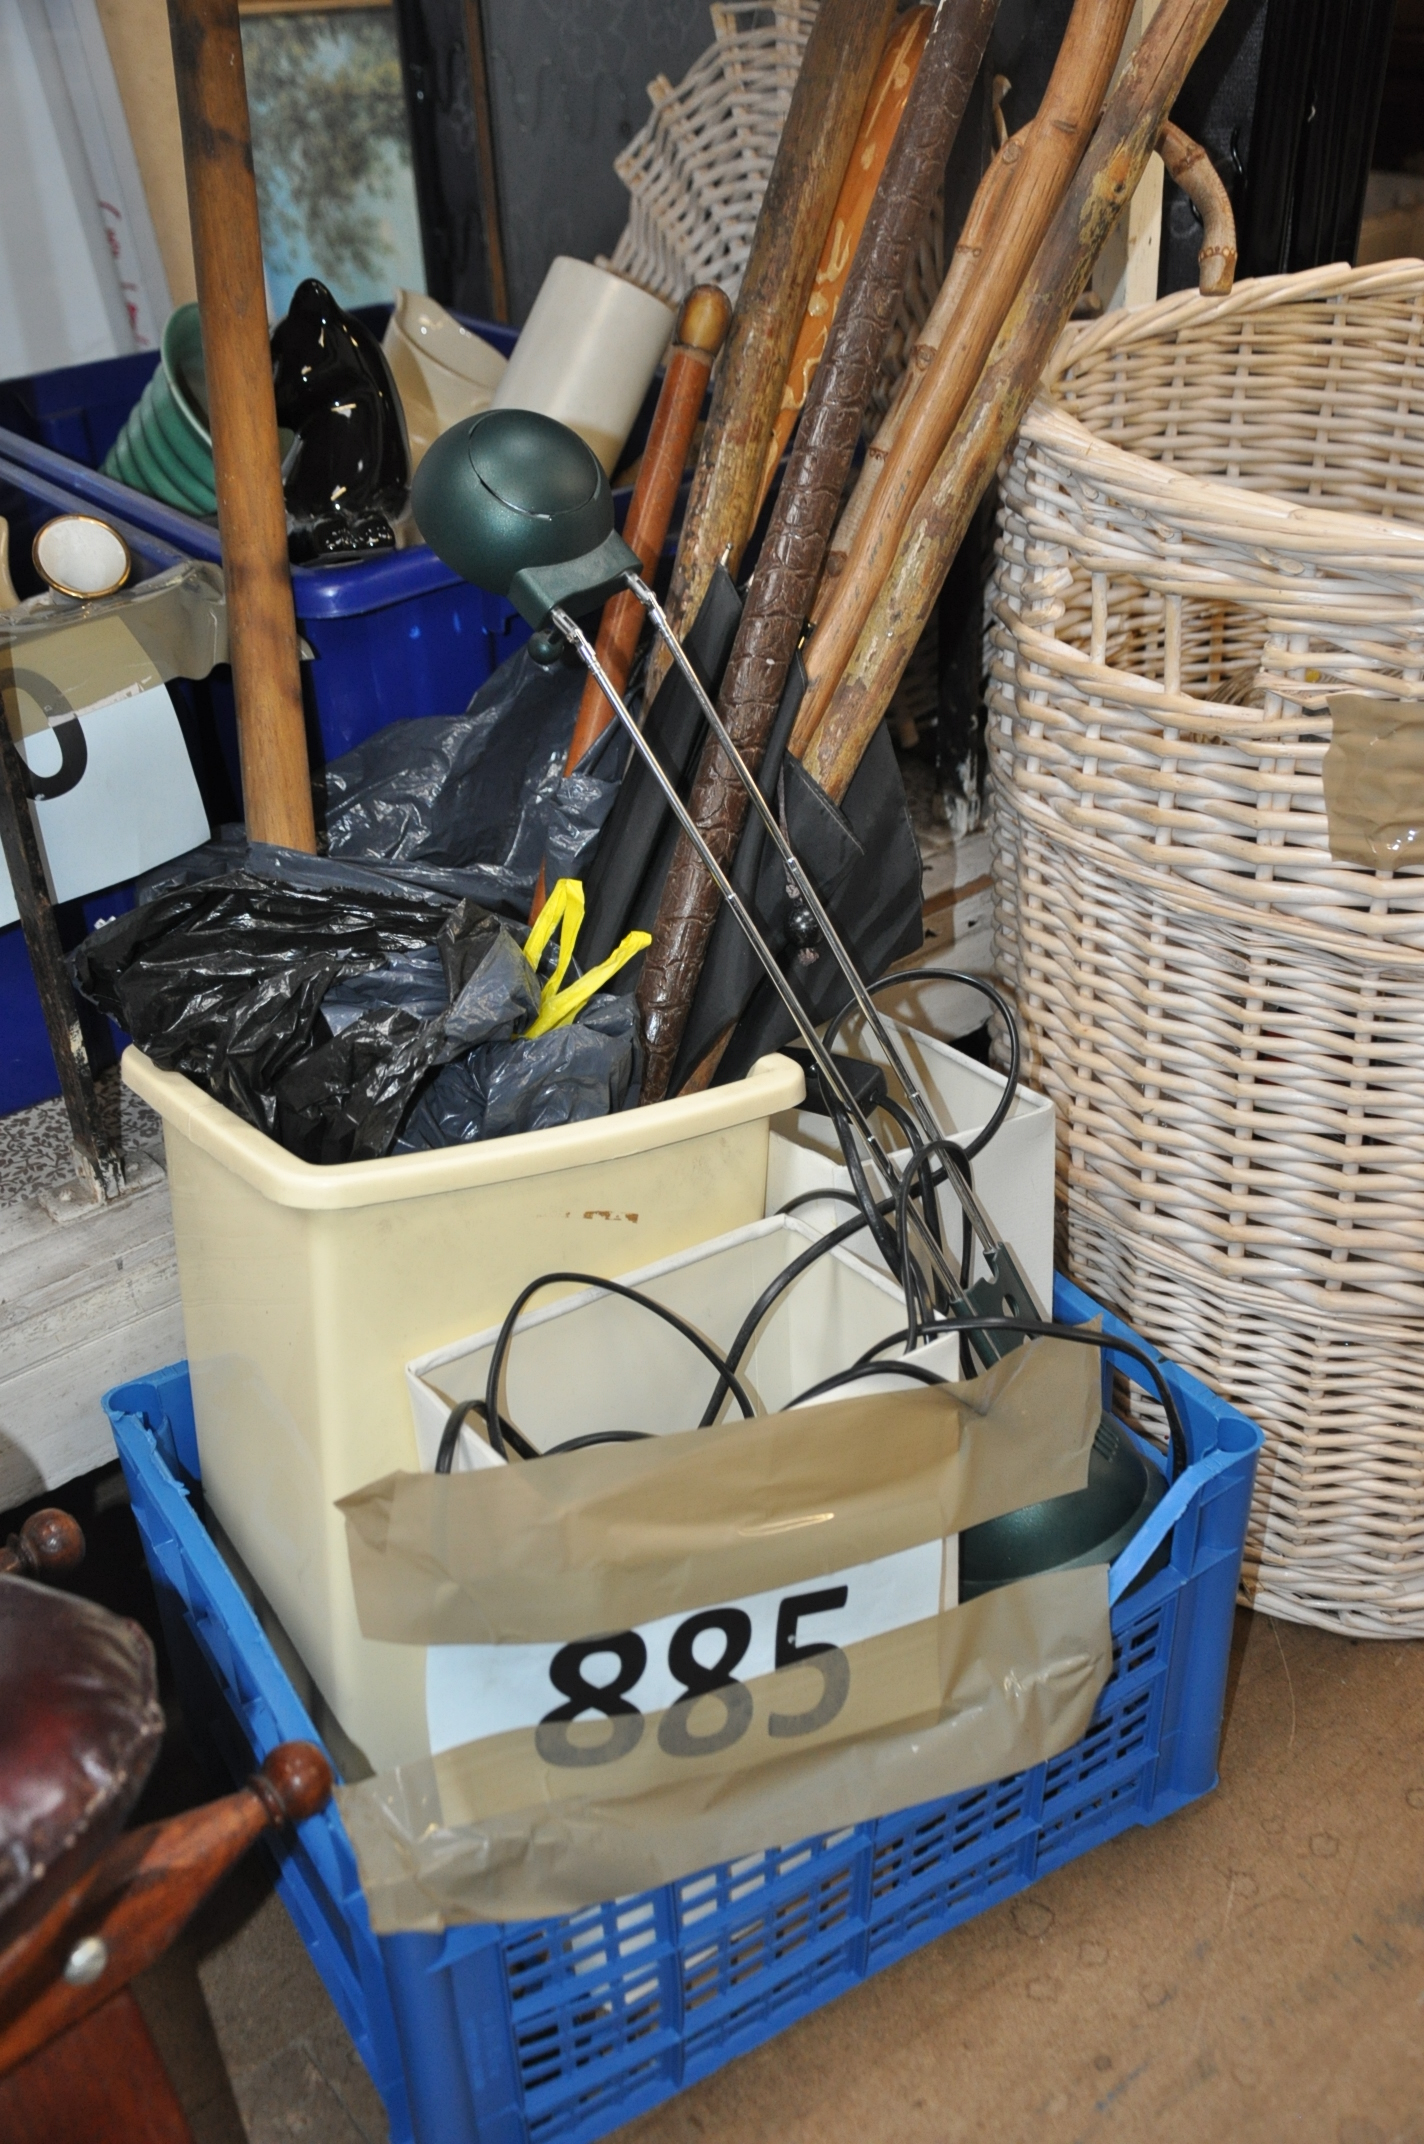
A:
103;302;218;515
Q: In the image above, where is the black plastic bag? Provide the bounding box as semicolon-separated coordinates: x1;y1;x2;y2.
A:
395;994;640;1153
74;850;639;1165
316;643;621;916
72;865;461;1135
273;913;540;1164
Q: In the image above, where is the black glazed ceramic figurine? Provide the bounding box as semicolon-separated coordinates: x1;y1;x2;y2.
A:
271;279;411;565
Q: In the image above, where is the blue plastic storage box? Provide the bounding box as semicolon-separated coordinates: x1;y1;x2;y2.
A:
0;309;674;1117
105;1276;1260;2144
0;305;675;776
0;312;528;779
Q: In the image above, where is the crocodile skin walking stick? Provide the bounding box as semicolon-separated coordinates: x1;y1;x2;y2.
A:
638;0;1002;1102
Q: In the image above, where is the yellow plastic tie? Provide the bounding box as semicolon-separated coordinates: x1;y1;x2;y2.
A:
522;878;650;1039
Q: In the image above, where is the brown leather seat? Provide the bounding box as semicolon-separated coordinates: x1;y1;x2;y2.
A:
0;1576;163;1945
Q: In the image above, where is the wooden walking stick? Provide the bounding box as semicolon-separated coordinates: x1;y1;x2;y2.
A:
791;0;1137;758
528;283;731;920
642;0;899;710
638;0;1002;1104
812;113;1027;624
808;108;1234;668
800;0;1233;808
749;6;933;526
167;0;316;852
1158;119;1236;293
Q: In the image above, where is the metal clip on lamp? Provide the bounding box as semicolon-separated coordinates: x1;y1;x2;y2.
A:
413;409;1170;1582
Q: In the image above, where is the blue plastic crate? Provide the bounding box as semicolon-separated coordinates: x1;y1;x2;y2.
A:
0;312;527;784
104;1276;1260;2144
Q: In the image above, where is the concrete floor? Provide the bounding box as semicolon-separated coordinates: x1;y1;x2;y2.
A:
132;1604;1424;2144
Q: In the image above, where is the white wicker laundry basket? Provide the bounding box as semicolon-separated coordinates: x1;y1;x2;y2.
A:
987;260;1424;1636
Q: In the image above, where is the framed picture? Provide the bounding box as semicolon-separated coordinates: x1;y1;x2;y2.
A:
238;0;427;314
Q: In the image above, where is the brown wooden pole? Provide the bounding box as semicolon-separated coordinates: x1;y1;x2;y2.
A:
167;0;316;852
749;7;934;526
527;283;731;922
800;0;1231;807
806;128;1026;633
562;286;731;775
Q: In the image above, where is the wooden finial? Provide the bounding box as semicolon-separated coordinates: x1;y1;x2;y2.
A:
677;284;733;356
0;1509;86;1579
248;1742;334;1827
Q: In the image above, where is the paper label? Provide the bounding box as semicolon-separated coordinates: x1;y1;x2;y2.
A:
425;1535;956;1754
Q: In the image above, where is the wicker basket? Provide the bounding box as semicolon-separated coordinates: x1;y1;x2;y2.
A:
606;2;816;304
987;261;1424;1635
605;0;943;396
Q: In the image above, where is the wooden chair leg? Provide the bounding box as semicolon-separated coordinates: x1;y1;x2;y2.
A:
0;1988;193;2144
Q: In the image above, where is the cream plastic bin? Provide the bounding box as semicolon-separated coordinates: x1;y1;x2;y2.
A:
765;1021;1056;1314
122;1045;804;1772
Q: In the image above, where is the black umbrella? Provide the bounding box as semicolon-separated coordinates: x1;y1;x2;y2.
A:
577;566;924;1093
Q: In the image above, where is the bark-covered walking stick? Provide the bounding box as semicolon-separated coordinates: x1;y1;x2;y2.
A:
749;6;933;527
637;0;1001;1103
800;0;1232;807
641;0;899;712
791;0;1136;757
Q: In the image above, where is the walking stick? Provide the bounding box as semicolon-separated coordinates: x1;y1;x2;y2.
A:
642;0;899;709
167;0;315;851
791;0;1136;758
799;0;1233;808
638;0;1001;1103
749;6;934;526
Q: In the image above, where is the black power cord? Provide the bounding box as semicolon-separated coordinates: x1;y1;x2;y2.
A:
837;1318;1189;1482
432;1269;758;1469
432;971;1066;1471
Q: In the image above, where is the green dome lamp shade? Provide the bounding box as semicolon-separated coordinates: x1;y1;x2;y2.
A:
411;409;639;629
959;1410;1170;1601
